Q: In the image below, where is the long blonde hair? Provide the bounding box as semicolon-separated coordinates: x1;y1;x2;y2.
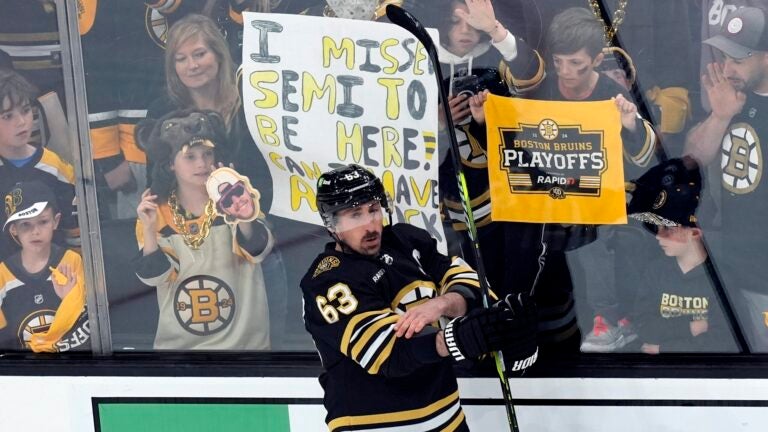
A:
165;14;240;127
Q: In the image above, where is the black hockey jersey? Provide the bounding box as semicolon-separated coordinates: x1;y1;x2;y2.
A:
301;223;480;431
717;91;768;295
0;245;90;352
0;147;79;261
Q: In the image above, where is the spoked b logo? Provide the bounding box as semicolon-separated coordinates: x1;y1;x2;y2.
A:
175;275;235;335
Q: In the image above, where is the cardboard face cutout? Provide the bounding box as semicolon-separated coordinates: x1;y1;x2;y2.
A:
206;167;261;224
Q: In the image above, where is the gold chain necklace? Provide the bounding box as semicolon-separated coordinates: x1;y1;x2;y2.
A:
168;191;216;250
588;0;628;44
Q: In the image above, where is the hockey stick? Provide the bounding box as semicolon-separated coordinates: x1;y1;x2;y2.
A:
385;5;521;432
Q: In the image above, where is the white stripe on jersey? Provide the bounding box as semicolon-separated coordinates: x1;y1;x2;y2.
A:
35;161;71;184
117;109;149;119
1;279;25;299
359;324;394;369
0;44;60;57
350;311;391;345
88;111;118;123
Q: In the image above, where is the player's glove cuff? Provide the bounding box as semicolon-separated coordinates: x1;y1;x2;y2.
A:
444;316;471;362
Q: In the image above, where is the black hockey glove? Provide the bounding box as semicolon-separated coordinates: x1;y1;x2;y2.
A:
496;293;539;372
443;293;538;364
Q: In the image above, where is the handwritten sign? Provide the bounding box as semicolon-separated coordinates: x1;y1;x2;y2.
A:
242;13;446;250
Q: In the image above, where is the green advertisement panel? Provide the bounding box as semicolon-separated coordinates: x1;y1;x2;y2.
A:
96;401;291;432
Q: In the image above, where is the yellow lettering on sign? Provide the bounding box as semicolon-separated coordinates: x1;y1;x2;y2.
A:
322;36;355;70
377;78;404;120
303;73;337;113
290;175;317;211
250;71;279;108
337;121;363;162
255;115;280;146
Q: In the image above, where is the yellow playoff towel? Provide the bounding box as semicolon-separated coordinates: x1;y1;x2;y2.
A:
28;272;86;353
485;95;627;224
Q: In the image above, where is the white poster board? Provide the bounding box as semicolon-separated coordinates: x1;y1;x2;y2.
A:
242;13;446;251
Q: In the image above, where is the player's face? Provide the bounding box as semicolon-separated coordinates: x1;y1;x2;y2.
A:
222;184;255;219
553;49;600;91
655;225;691;257
0;97;33;152
174;36;220;92
722;53;768;92
334;200;384;256
446;2;481;57
9;208;60;252
171;145;215;190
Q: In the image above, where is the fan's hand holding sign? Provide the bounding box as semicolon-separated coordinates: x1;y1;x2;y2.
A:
485;94;627;224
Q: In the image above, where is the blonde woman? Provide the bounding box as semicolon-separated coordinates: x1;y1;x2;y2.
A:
147;13;272;210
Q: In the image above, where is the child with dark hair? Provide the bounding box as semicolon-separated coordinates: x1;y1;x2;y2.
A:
431;0;548;299
626;159;738;353
0;68;78;262
529;7;660;353
0;181;89;352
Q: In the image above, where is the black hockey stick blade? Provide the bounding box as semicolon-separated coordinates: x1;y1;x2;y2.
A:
385;4;433;53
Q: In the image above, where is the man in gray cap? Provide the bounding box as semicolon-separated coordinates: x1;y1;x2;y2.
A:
684;6;768;352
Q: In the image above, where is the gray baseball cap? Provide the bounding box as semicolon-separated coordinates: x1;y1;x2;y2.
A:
704;7;768;59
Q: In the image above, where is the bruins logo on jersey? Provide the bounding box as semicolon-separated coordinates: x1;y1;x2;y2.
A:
5;187;22;218
175;275;235;335
392;281;436;314
457;126;487;168
722;122;762;194
145;7;170;49
313;256;340;278
17;309;56;348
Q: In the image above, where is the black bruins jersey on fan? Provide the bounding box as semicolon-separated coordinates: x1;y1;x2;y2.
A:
0;245;90;352
301;224;480;432
0;147;78;261
718;91;768;290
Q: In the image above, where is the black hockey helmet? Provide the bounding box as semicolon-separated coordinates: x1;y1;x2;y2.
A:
316;164;390;229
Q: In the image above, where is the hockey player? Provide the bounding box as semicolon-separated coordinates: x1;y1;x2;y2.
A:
301;164;538;431
0;181;89;352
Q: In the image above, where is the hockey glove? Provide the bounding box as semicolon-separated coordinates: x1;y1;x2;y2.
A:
443;293;538;363
496;293;539;372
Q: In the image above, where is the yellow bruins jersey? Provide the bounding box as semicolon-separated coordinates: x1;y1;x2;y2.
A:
301;224;480;431
0;246;90;352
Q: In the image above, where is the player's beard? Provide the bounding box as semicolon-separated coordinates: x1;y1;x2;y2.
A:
335;230;382;256
357;231;382;256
